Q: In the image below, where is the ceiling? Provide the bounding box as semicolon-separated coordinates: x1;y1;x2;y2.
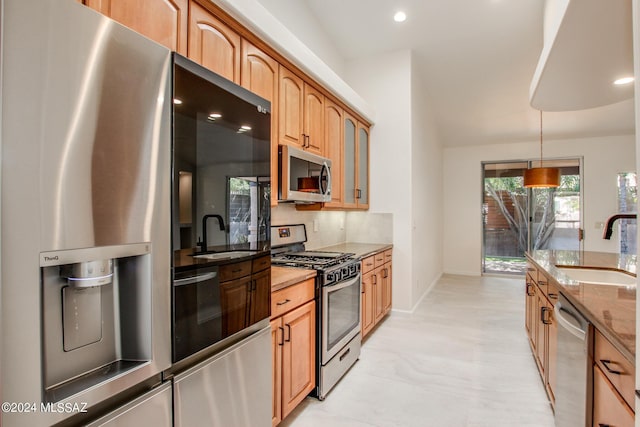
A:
301;0;635;147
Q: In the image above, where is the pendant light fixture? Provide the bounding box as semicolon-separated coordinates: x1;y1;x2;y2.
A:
523;110;560;188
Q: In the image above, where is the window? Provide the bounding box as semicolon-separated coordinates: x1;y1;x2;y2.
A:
617;172;637;254
482;159;582;275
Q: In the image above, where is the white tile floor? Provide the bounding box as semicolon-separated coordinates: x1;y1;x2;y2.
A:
280;274;556;427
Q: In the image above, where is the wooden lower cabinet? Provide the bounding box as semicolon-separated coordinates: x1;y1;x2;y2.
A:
270;319;283;427
524;261;556;407
592;329;635;426
593;365;634;427
361;269;375;337
220;256;271;336
271;280;316;426
361;249;392;338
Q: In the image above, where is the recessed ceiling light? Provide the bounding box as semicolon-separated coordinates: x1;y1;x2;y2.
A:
208;113;222;120
173;98;183;105
393;11;407;22
240;125;252;130
614;76;634;85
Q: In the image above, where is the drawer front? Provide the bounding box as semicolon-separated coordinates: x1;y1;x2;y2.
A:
536;272;549;296
219;260;252;282
546;281;559;306
252;255;270;273
374;251;385;268
594;329;635;409
384;249;392;264
593;365;634;427
526;262;538;283
271;278;315;318
361;255;375;274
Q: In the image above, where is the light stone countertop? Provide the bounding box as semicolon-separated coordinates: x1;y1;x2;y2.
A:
271;266;316;292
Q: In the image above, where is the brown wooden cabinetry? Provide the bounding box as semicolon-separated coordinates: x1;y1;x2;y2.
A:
361;248;392;338
278;67;324;155
271;278;315;426
240;40;279;206
188;1;240;82
219;255;271;336
592;329;635;426
525;261;557;407
83;0;188;55
343;114;369;209
324;100;343;207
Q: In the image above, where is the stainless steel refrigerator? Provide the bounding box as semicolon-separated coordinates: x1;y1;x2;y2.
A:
1;0;173;425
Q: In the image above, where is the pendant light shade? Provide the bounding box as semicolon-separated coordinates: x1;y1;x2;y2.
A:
524;111;560;188
523;167;561;187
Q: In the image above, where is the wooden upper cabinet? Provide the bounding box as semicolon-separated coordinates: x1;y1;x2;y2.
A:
303;84;324;155
83;0;188;55
279;66;304;149
241;40;279;206
241;40;278;102
188;1;240;83
356;123;370;209
324;100;343;208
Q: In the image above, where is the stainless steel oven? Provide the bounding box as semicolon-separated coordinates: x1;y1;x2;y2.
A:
322;271;361;363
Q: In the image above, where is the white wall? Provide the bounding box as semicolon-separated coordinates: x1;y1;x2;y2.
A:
443;134;636;276
344;50;444;311
254;0;345;76
344;50;413;311
410;60;444;302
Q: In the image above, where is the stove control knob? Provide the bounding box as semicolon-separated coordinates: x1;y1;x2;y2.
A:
326;272;335;282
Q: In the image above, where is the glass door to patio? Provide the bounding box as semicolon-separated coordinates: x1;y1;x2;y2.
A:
482;159;582;275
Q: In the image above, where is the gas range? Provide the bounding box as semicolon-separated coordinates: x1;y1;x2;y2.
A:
271;250;359;285
270;225;359;286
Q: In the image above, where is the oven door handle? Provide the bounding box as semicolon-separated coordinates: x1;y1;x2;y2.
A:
324;274;360;292
173;271;217;287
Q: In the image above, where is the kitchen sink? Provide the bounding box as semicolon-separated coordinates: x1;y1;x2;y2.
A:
555;266;636;286
191;251;258;261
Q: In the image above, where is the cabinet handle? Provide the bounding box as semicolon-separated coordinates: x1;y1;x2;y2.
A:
339;347;351;361
600;359;622;375
356;189;362;199
305;135;310;148
538;280;547;286
527;267;536;272
541;307;552;325
599;424;611;427
278;327;284;346
276;299;291;306
548;292;558;300
373;275;377;285
285;324;291;342
232;268;243;273
526;283;535;296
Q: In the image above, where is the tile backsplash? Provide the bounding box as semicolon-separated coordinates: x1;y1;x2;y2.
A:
271;204;392;249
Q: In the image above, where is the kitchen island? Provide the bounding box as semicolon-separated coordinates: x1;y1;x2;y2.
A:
526;250;636;426
527;250;635;362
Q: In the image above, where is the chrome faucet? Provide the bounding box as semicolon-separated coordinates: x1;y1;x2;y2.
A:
602;213;636;239
198;214;226;252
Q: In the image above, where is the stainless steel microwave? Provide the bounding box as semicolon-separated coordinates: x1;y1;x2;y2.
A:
278;145;332;203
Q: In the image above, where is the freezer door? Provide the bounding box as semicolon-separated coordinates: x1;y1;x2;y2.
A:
174;325;271;427
85;383;172;427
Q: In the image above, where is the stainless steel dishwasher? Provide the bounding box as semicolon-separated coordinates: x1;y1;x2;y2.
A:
554;294;591;427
